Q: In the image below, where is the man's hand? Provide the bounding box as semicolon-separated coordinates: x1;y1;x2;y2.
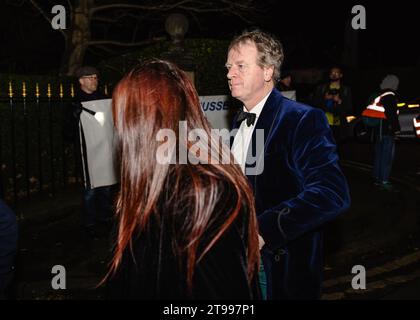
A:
72;102;83;119
333;95;342;104
325;93;333;100
258;234;265;250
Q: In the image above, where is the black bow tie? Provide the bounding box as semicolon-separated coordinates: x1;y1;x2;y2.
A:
236;110;257;127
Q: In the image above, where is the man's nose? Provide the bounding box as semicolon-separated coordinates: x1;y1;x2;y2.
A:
227;67;236;79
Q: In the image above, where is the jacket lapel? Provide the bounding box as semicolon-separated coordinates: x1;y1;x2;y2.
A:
230;109;242;147
245;89;283;184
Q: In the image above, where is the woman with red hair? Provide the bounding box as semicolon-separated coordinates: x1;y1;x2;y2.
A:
105;59;260;299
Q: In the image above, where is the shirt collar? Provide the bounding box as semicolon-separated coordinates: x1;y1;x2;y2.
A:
243;90;272;120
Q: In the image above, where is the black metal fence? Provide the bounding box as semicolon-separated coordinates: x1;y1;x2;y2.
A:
0;81;110;207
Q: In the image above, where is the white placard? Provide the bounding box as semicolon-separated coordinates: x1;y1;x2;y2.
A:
79;99;118;189
199;95;231;130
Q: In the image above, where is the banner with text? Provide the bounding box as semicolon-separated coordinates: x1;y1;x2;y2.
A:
199;95;231;130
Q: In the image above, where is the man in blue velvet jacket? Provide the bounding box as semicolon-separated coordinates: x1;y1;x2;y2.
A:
226;30;350;300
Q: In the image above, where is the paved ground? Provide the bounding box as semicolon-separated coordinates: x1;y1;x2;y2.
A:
322;139;420;300
10;190;110;299
5;139;420;300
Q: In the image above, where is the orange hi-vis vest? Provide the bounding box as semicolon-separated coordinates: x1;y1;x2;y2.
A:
362;92;396;119
414;115;420;138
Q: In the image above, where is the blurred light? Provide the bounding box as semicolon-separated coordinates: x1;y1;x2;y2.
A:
94;112;105;126
346;116;357;123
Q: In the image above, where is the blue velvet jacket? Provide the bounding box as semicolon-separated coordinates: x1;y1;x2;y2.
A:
231;89;350;299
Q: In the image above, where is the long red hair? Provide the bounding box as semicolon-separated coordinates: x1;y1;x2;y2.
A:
106;59;259;291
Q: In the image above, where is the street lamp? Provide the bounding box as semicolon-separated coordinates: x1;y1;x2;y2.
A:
162;13;195;84
165;13;189;48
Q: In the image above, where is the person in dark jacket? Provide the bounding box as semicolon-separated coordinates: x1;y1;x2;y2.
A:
372;75;401;191
104;60;261;299
63;66;116;238
277;71;297;101
278;71;293;92
0;199;18;300
311;66;353;145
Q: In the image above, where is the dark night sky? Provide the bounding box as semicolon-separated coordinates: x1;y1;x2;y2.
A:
1;1;419;74
259;2;420;68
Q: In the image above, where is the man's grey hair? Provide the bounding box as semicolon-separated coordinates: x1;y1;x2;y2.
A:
228;29;284;83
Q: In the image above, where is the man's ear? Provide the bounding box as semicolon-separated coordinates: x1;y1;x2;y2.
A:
264;67;274;82
78;78;83;86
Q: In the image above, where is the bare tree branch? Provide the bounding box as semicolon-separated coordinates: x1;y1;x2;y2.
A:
88;37;165;47
10;0;259;74
131;24;140;43
91;45;118;55
86;46;107;58
5;0;25;7
179;5;232;13
90;1;194;15
188;12;203;31
29;0;67;39
101;63;126;75
66;0;73;15
91;16;119;23
92;12;145;24
28;0;51;23
91;0;257;25
221;0;256;11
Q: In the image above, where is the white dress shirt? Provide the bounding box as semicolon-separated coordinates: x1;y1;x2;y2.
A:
231;92;271;173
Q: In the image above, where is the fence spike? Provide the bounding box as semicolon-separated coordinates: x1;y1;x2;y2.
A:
36;83;40;98
47;83;52;98
22;82;27;98
59;83;64;98
8;81;13;98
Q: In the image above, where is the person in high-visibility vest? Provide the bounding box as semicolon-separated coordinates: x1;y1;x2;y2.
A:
414;114;420;176
363;74;401;191
414;115;420;175
414;114;420;139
